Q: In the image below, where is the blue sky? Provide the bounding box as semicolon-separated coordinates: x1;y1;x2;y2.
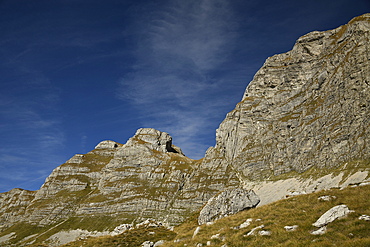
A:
0;0;369;192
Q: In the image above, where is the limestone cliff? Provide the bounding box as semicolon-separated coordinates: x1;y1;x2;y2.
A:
0;14;369;247
205;14;370;180
0;128;239;244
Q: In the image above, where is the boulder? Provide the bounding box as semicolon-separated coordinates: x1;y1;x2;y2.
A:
310;226;327;235
110;224;132;236
359;215;370;221
317;195;336;202
192;226;201;238
313;205;353;227
198;188;259;225
245;225;264;236
141;241;154;247
284;225;298;231
153;240;165;246
210;233;221;240
239;218;253;229
258;230;271;236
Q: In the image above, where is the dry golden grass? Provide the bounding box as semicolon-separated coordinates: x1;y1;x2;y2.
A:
61;224;176;247
57;184;370;247
166;184;370;247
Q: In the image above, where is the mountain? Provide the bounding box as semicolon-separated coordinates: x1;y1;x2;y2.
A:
0;128;239;246
203;13;370;206
0;13;369;247
58;183;370;247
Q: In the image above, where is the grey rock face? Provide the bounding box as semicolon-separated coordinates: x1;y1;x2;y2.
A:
0;128;239;232
198;188;259;225
95;140;120;149
126;128;184;155
205;14;370;179
0;188;35;229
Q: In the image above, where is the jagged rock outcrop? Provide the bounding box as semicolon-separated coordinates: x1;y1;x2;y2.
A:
205;14;370;180
198;188;259;225
95;140;120;149
0;128;239;245
0;188;36;230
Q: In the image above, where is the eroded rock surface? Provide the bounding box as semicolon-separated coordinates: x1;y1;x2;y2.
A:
198;188;259;225
205;14;370;180
313;205;353;227
0;128;239;234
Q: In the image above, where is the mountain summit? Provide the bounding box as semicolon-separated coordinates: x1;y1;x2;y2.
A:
0;14;369;246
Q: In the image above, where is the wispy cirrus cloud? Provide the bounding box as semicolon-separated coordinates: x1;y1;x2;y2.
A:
0;103;65;192
0;68;65;192
118;0;245;158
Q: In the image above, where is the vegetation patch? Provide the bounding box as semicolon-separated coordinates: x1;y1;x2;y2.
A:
57;215;120;232
61;224;176;247
0;222;46;246
245;158;370;182
166;184;370;247
52;185;370;247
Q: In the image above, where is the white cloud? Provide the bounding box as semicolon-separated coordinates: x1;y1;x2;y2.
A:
146;0;236;70
117;0;242;159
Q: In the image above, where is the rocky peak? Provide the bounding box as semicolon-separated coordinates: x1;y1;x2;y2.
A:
0;127;236;233
125;128;184;155
95;140;120;149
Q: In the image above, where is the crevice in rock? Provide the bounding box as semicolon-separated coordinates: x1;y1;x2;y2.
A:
165;142;179;154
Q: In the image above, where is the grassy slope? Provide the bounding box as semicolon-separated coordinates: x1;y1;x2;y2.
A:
59;184;370;247
2;153;367;246
59;224;176;247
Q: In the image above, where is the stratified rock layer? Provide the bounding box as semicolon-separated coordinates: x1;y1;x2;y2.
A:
198;188;260;225
205;14;370;180
0;128;239;231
